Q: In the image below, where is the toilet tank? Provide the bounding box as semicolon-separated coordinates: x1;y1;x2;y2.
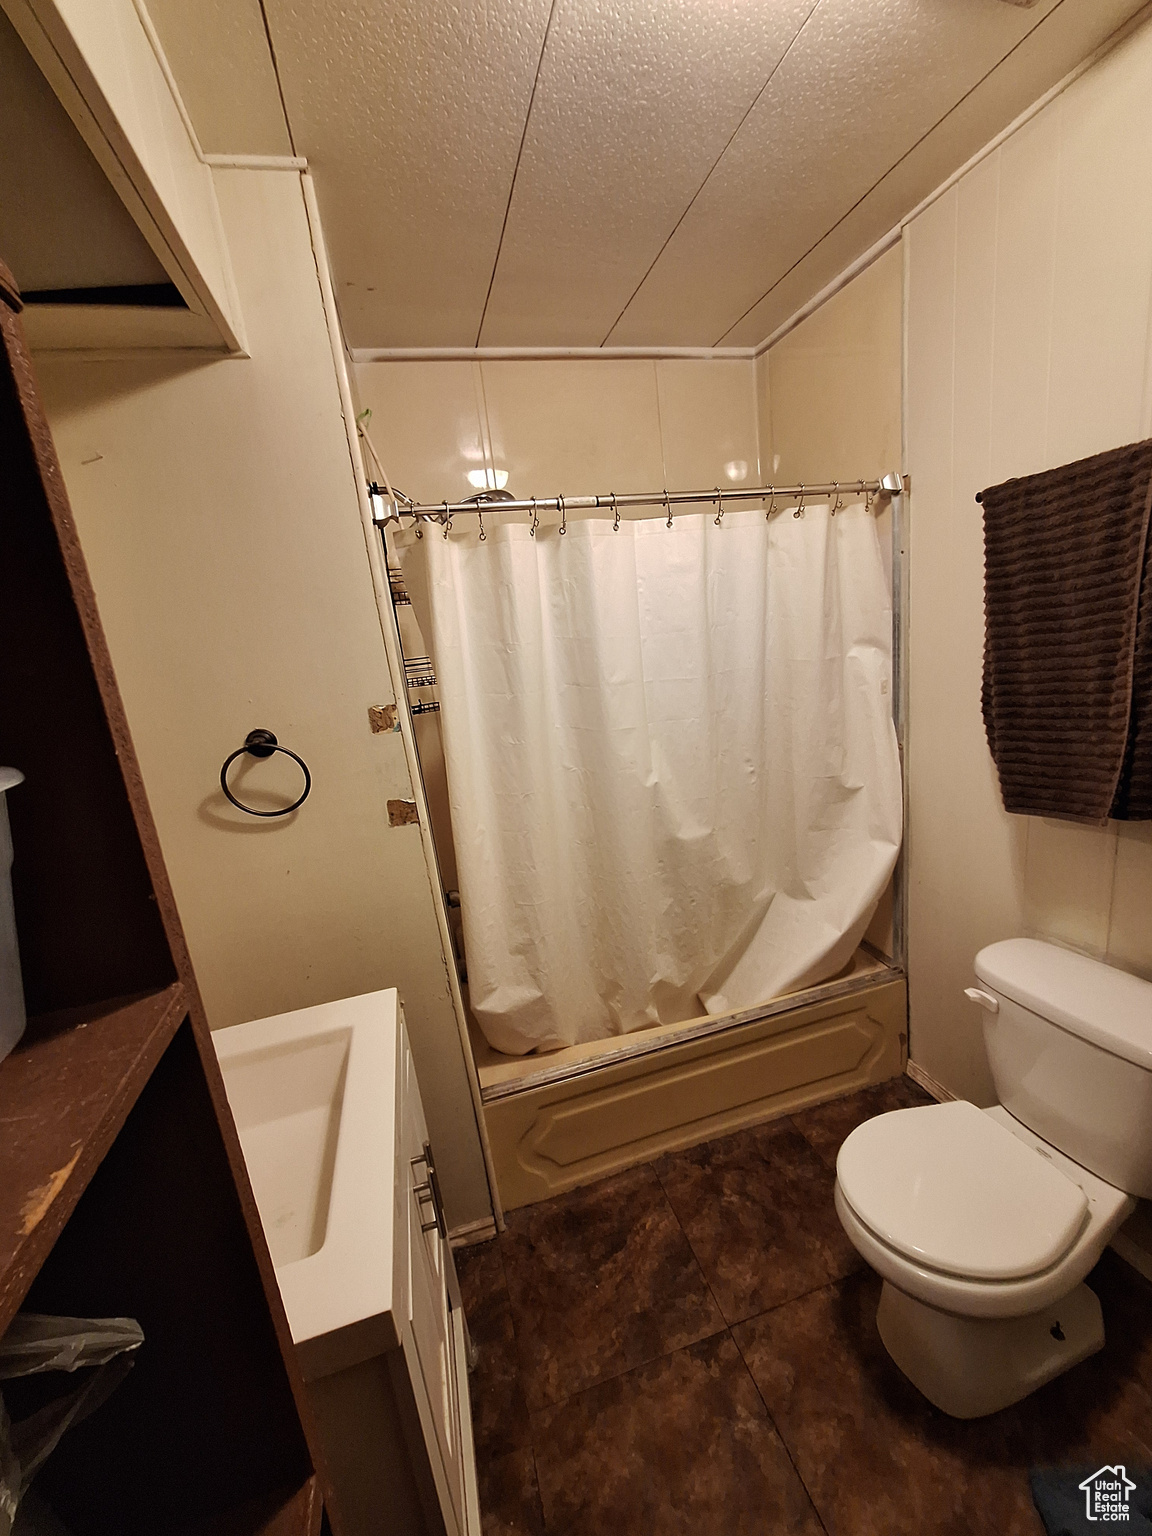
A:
972;939;1152;1199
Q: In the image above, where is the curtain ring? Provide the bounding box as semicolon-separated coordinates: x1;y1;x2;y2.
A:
611;491;620;532
794;484;806;519
714;486;723;527
831;481;843;515
767;485;777;520
442;500;452;538
477;506;486;541
558;494;566;536
664;489;672;529
529;496;539;537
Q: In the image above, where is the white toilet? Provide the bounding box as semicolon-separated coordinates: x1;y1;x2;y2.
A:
834;938;1152;1419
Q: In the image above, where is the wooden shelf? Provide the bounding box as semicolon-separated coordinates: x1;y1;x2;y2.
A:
0;983;185;1333
0;258;335;1532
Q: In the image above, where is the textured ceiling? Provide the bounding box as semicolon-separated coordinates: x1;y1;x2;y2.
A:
152;0;1148;349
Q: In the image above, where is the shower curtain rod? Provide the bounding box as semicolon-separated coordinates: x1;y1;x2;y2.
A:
369;471;905;526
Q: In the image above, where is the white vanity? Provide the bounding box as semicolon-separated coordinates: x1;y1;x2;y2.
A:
213;989;480;1536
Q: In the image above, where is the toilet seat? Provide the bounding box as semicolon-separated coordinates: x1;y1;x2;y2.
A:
836;1101;1088;1280
834;1103;1135;1319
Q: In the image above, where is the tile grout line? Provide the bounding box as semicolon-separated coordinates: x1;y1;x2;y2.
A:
651;1151;731;1331
489;1093;912;1494
528;1444;549;1533
728;1298;834;1536
503;1168;731;1423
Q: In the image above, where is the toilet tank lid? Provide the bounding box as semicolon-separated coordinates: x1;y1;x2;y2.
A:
975;939;1152;1069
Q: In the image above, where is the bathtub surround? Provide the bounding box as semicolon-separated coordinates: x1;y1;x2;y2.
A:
354;355;763;513
905;12;1152;1103
399;502;901;1055
481;965;906;1210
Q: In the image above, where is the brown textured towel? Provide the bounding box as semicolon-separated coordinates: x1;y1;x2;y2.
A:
980;439;1152;822
1113;518;1152;819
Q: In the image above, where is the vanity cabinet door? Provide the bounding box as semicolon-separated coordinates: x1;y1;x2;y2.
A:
399;1023;468;1536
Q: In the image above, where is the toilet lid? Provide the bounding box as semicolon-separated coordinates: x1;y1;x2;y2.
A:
836;1102;1089;1281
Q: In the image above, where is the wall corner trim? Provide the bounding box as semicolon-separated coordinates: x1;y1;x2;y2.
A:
350;345;756;364
204;155;309;171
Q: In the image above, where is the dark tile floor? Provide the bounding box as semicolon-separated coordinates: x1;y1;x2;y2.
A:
456;1076;1152;1536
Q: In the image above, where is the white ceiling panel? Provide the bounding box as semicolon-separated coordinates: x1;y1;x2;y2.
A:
606;0;1077;346
265;0;554;346
719;0;1145;346
476;0;816;346
143;0;1150;348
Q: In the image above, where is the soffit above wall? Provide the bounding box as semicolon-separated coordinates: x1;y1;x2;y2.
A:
150;0;1151;350
0;6;169;292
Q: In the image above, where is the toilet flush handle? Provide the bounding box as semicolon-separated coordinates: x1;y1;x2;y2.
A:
964;987;999;1013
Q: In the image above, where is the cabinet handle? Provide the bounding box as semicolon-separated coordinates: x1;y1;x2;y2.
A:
411;1141;447;1241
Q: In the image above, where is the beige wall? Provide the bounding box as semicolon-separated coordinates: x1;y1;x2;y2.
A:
354;355;762;507
905;17;1152;1101
759;245;905;956
761;246;903;489
34;167;491;1227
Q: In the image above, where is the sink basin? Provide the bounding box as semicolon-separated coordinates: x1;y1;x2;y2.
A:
213;989;399;1378
216;1025;351;1267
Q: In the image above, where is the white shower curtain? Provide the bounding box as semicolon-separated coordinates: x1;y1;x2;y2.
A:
398;501;901;1056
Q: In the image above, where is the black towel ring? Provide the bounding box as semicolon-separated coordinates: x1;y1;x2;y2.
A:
220;729;311;817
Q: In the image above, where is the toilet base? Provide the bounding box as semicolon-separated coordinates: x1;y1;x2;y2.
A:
876;1279;1104;1419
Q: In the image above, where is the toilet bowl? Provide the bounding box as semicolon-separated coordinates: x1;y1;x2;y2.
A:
834;939;1152;1419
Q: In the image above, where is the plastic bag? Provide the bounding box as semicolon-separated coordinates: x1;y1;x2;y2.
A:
0;1315;143;1536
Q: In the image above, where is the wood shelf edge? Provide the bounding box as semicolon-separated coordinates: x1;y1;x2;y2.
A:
0;982;186;1333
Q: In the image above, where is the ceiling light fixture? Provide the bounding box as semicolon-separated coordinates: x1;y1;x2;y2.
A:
467;468;509;491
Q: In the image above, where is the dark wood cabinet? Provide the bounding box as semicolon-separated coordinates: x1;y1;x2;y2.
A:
0;258;338;1535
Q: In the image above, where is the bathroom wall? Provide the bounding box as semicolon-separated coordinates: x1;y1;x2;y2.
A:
760;246;903;490
904;16;1152;1101
33;167;493;1228
758;245;905;956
